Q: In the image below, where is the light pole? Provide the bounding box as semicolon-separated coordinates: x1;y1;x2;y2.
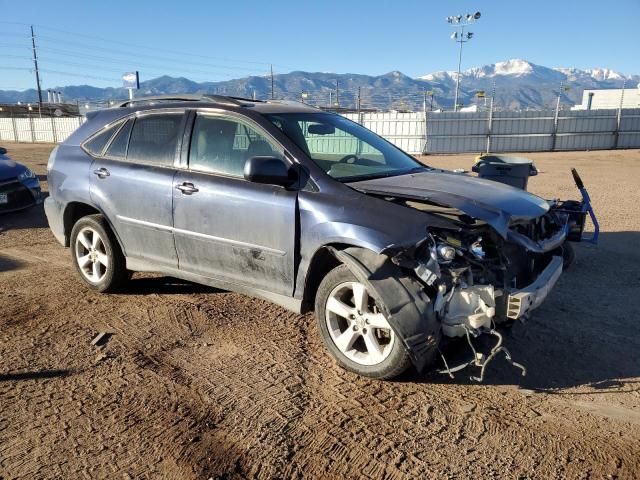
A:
446;12;481;112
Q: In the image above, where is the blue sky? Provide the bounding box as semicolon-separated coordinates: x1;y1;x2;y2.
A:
1;0;637;90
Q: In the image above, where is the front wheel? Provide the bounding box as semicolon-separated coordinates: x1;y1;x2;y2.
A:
315;264;411;379
70;214;129;293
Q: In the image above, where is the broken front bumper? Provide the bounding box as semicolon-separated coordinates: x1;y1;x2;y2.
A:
506;255;563;320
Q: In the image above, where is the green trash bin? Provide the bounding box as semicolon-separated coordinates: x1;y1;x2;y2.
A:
472;155;538;190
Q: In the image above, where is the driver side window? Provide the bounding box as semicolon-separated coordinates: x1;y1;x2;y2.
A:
189;114;283;177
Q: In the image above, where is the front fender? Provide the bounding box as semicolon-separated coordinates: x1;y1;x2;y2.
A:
328;246;441;372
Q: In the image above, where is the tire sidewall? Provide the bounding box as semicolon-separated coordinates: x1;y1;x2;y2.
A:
70;215;119;292
315;264;411;379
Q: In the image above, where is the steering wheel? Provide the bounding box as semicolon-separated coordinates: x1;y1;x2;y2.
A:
338;154;358;164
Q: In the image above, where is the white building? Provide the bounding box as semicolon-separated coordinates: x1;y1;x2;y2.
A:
572;87;640;110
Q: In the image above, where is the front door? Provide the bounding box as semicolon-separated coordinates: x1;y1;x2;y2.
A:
173;111;297;296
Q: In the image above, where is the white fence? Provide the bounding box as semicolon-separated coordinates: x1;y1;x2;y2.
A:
0;116;85;144
2;109;640;154
424;108;640;154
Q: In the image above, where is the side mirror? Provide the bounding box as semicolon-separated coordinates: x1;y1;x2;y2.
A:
244;156;294;187
0;147;7;155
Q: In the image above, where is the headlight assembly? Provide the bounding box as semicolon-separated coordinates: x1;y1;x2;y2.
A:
18;168;36;181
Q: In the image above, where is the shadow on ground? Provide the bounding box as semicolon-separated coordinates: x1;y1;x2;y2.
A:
123;275;221;295
0;369;73;382
0;254;26;273
0;202;48;231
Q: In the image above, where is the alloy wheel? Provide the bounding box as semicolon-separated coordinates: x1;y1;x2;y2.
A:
325;281;395;366
75;227;109;283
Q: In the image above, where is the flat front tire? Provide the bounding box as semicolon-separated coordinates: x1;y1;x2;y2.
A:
315;264;412;379
70;214;128;293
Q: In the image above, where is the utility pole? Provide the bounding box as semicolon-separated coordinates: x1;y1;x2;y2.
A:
357;86;362;124
552;81;568;151
423;88;428;154
270;64;274;100
335;79;339;107
614;79;626;149
329;90;332;107
30;25;43;117
486;80;496;154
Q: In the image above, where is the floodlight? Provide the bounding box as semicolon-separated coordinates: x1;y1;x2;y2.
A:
473;11;481;20
456;15;463;23
467;32;474;39
451;32;458;40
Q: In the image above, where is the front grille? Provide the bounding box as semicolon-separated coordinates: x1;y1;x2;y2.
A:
0;180;35;212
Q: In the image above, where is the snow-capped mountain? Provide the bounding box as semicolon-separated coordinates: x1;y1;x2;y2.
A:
417;59;637;110
0;59;637;111
420;59;633;83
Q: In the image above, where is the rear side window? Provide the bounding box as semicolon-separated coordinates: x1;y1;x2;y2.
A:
104;120;133;159
127;113;184;167
83;121;122;156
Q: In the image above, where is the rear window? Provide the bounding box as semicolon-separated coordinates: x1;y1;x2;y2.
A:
83;121;123;156
127;113;184;167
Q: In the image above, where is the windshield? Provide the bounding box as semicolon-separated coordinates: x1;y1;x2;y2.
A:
265;112;427;182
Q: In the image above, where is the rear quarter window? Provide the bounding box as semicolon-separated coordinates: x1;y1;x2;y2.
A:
104;119;133;159
127;113;184;167
83;121;123;156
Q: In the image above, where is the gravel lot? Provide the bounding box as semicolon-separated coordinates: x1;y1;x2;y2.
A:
1;143;639;479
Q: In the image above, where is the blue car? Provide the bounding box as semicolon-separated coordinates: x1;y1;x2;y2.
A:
44;95;590;380
0;146;42;213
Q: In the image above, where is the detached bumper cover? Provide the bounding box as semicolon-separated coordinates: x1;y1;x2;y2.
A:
506;255;563;319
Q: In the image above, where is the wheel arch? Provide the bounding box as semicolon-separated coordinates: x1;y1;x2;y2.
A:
62;201;126;254
301;243;373;314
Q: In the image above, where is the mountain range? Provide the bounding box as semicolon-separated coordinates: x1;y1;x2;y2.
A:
1;59;637;111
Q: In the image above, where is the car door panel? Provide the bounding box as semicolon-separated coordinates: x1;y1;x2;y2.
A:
90;159;178;268
173;112;297;296
89;111;185;268
173;171;296;296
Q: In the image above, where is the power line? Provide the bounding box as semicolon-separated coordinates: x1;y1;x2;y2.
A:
0;21;294;70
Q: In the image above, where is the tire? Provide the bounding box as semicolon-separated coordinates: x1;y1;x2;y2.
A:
315;264;412;379
70;214;129;293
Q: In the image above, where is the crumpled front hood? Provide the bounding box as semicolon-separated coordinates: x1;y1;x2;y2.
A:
0;154;28;181
350;170;550;237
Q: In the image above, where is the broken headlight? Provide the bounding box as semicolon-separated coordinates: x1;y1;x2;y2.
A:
436;244;456;262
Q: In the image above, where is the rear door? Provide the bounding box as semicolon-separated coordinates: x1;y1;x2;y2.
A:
172;110;297;296
89;110;186;268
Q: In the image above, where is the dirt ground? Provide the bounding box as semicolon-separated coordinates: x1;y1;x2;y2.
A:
1;143;639;479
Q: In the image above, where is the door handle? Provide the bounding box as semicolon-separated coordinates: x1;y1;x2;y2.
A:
93;167;110;179
176;182;199;195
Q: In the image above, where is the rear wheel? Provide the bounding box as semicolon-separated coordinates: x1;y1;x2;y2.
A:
70;214;128;292
315;265;411;379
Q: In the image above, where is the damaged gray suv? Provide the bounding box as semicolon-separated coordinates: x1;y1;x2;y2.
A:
45;95;593;380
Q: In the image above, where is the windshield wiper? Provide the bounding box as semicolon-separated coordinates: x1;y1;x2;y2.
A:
341;166;427;183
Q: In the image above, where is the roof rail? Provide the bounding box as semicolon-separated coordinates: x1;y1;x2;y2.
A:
116;94;250;108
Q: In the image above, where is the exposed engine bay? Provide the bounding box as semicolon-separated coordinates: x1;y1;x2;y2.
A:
354;168;597;381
